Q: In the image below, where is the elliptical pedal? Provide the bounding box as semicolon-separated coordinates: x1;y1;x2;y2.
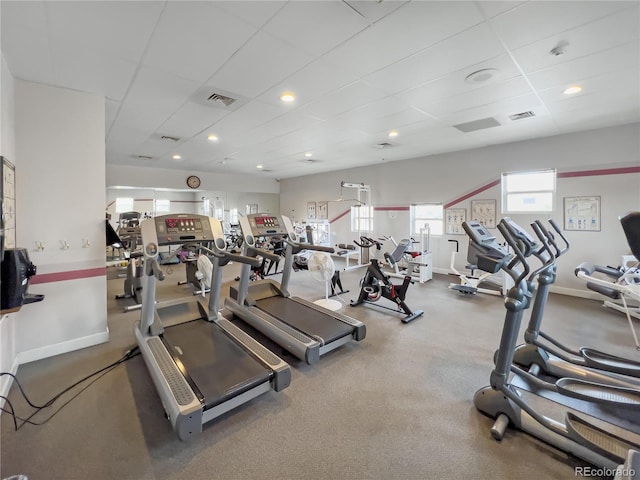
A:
451;284;477;294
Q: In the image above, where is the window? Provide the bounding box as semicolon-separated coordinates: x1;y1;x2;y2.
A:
115;197;133;213
351;205;373;233
410;203;443;235
501;169;556;213
155;199;170;214
229;208;239;225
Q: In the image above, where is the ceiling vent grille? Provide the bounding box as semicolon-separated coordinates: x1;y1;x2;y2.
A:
509;111;536;121
375;142;393;149
160;135;180;142
452;117;500;133
136;155;153;160
206;93;236;107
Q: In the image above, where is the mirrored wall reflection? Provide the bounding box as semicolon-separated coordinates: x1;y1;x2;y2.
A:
106;187;280;229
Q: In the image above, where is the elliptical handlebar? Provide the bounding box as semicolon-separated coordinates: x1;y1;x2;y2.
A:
547;218;570;256
497;220;530;288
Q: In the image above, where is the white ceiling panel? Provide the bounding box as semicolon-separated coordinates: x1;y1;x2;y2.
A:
156;101;230;140
554;106;640;133
356;109;438;136
258;58;358;108
477;1;527;19
142;2;257;83
396;54;523;109
417;76;534;118
51;46;137;102
105;99;120;131
205;31;314;98
214;1;285;29
1;1;47;31
263;1;368;57
322;1;485;78
300;81;388;120
343;1;409;24
511;6;640;74
363;23;506;94
46;1;164;64
526;42;640;92
437;93;544;127
490;1;633;50
0;23;55;85
206;100;285;140
113;66;201;134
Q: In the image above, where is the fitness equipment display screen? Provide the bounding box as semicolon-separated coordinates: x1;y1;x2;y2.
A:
248;215;287;236
164;217;203;233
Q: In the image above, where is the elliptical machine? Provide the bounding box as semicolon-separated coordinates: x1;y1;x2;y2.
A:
350;236;423;323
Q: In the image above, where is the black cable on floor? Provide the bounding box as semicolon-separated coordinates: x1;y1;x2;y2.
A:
0;346;140;431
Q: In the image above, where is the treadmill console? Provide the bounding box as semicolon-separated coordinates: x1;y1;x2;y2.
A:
151;214;217;246
247;214;288;236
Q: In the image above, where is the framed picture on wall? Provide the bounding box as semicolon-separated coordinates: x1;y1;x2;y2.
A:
471;199;496;229
445;208;466;235
307;202;317;220
317;201;328;220
564;196;601;231
2;156;16;249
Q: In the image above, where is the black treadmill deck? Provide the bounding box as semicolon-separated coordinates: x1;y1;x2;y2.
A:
256;296;354;344
162;319;271;410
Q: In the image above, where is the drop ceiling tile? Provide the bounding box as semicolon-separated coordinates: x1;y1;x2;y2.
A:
258;58;358;107
478;1;527;19
214;1;286;29
364;23;506;94
0;24;55;85
46;1;164;63
142;2;257;83
1;1;47;31
323;1;484;78
116;66;201;133
396;54;522;108
343;1;408;23
418;76;533;117
205;31;314;98
437;92;543;126
526;42;640;91
511;7;639;74
207;100;285;139
263;1;368;56
356;109;437;136
157;102;229;139
105;99;120;132
300;81;388;120
490;1;633;50
51;46;137;101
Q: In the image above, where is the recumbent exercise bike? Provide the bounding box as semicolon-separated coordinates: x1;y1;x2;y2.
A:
350;236;423;323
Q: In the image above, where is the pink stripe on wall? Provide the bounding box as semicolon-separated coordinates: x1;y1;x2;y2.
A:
444;179;500;209
31;267;106;285
558;166;640;178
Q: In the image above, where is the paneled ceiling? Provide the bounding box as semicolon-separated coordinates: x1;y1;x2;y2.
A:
2;1;639;179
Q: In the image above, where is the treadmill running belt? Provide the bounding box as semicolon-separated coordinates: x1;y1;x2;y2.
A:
162;320;271;409
256;296;354;344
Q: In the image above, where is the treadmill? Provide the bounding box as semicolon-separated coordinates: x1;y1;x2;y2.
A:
469;219;640;471
225;214;366;364
134;214;291;440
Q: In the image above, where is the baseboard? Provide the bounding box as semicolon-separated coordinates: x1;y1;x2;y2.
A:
16;329;110;365
0;356;20;412
548;285;602;300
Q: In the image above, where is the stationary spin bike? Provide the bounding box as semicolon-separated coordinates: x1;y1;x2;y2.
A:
350;236;424;323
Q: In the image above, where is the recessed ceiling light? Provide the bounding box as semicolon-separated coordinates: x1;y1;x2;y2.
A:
207;134;219;142
172;154;181;160
563;85;583;95
256;164;263;169
280;91;296;103
388;130;399;138
304;152;313;157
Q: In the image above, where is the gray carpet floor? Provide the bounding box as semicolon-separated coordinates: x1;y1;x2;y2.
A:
1;260;638;480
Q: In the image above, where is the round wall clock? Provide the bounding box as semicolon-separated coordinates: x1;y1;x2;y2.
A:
186;175;201;189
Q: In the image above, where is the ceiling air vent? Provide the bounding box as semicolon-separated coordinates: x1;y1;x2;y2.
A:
160;135;180;142
375;142;393;149
509;111;536;121
136;155;153;160
206;92;236;107
452;117;500;133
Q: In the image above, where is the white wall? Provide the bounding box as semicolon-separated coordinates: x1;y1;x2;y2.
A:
0;52;18;402
13;80;108;362
106;164;280;194
280;123;640;295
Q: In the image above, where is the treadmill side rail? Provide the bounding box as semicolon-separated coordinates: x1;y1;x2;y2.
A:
217;317;292;391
